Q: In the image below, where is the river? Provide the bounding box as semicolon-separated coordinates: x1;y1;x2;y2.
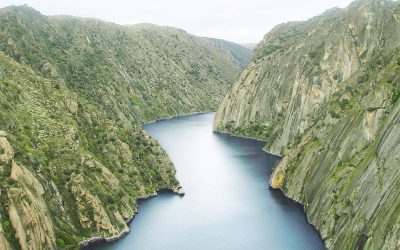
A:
87;112;324;250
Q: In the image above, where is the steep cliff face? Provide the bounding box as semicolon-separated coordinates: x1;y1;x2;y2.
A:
0;5;245;250
214;0;400;249
215;0;399;154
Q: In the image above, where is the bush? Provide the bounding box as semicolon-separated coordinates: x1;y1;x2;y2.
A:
333;72;343;82
392;88;400;105
329;109;340;119
2;219;11;232
340;99;349;110
56;239;65;248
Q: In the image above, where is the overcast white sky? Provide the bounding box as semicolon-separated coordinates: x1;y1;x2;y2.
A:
0;0;355;43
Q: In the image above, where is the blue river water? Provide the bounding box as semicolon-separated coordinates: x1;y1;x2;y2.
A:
87;112;324;250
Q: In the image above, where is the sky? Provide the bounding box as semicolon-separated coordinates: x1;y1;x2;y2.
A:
0;0;355;44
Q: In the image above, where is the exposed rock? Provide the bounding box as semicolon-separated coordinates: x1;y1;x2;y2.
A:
8;162;57;250
214;1;400;249
0;235;12;250
63;97;78;114
116;139;133;162
0;132;13;165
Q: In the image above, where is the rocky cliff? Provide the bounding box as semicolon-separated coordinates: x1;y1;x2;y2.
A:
0;5;246;250
214;0;400;249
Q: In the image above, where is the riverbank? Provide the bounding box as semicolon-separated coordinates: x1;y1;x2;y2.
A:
212;130;268;143
80;187;184;248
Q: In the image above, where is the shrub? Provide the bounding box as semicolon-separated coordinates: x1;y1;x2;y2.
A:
56;239;65;248
340;99;349;110
329;109;340;119
2;219;11;232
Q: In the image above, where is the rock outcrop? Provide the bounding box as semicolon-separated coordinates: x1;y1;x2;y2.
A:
214;0;400;249
0;132;13;250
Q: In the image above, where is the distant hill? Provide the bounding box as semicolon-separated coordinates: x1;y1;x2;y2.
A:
205;37;253;68
240;43;258;50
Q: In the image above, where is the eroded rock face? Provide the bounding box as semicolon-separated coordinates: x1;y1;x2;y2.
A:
0;233;12;250
0;132;12;250
0;131;13;164
0;132;56;250
214;1;400;249
214;0;399;154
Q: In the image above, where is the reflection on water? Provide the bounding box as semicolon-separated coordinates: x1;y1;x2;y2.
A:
86;113;324;250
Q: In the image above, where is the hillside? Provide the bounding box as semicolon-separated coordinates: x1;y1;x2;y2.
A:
214;0;400;249
0;5;243;125
0;5;243;250
205;37;253;68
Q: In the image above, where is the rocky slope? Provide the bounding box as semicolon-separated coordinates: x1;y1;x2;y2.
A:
0;5;245;250
214;0;400;249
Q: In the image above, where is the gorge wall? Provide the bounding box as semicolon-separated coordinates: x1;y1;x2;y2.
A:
0;5;249;249
214;0;400;249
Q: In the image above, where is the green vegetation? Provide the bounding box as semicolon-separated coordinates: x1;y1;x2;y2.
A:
220;121;272;140
0;5;243;125
0;5;244;249
2;219;10;232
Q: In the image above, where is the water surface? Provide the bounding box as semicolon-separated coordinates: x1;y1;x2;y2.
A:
89;113;324;250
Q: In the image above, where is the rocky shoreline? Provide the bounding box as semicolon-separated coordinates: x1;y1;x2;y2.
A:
268;186;327;250
212;130;268;143
215;130;325;248
79;186;184;248
213;129;325;248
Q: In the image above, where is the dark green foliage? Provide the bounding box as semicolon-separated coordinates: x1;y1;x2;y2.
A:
2;219;10;232
220;121;272;140
339;99;350;110
333;72;343;82
329;109;341;119
259;44;283;57
56;239;65;248
308;42;325;61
